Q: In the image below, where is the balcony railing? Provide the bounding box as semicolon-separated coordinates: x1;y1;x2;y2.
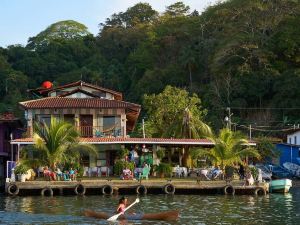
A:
77;126;124;138
24;126;125;138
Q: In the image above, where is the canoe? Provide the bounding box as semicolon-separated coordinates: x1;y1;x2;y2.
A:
269;179;292;193
84;209;179;221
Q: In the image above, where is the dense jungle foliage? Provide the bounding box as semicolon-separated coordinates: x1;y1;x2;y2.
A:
0;0;299;133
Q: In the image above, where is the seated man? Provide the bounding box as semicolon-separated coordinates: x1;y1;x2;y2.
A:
69;168;76;181
55;167;63;181
121;167;133;180
211;166;222;179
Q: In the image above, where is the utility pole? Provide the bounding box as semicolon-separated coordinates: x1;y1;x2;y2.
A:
226;107;232;130
142;118;145;138
249;124;252;140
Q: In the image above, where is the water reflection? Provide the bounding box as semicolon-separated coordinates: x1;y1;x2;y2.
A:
0;189;299;225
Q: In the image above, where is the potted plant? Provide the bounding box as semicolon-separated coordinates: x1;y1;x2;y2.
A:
155;163;172;178
14;164;29;182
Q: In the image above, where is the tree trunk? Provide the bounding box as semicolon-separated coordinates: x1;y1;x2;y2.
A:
182;147;192;168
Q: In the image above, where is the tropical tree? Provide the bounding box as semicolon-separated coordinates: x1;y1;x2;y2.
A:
191;128;260;171
165;2;190;17
27;20;91;49
21;118;97;170
143;85;211;167
255;136;280;163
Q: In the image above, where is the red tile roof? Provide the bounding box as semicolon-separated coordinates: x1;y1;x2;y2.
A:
28;80;123;100
11;137;214;145
11;137;256;146
19;97;141;110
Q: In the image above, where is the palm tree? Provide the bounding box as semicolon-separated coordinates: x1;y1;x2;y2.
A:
191;128;260;170
21;118;97;170
166;107;212;167
180;45;197;90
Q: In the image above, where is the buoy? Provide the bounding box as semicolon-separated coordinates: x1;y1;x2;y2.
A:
136;185;147;195
74;184;86;196
102;185;113;195
223;185;235;195
41;187;53;196
163;184;175;194
7;184;19;196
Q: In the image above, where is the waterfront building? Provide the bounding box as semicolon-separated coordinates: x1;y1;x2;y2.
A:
0;112;22;185
10;81;213;175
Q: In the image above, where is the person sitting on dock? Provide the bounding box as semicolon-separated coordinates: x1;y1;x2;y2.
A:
43;166;56;181
244;170;254;186
69;168;76;181
211;166;222;180
121;167;134;180
55;167;63;181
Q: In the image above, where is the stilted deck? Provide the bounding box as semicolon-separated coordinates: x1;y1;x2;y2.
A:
5;178;269;196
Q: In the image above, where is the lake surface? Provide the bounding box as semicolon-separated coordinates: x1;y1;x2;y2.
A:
0;188;299;225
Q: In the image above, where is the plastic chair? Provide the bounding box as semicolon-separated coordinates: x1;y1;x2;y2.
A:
90;167;98;177
99;167;109;177
139;167;150;180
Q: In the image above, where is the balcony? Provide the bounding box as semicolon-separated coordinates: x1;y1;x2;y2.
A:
78;126;125;138
24;126;125;138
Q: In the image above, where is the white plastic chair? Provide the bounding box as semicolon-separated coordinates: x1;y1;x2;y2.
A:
100;167;109;177
90;167;98;177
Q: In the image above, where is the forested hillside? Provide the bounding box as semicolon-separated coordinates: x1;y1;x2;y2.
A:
0;0;299;132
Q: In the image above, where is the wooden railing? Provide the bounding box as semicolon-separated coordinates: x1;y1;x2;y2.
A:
24;126;125;138
77;126;124;138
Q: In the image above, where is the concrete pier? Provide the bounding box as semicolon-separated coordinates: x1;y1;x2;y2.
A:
5;179;269;196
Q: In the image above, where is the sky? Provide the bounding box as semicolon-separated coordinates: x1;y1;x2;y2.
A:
0;0;221;48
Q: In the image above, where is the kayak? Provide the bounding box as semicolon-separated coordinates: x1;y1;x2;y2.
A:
84;209;179;221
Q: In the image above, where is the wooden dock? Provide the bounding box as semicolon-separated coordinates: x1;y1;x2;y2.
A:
5;179;269;196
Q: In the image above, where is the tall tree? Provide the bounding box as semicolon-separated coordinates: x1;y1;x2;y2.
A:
27;20;91;49
165;2;190;17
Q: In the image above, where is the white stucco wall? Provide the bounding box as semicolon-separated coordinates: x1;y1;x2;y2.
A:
287;131;300;145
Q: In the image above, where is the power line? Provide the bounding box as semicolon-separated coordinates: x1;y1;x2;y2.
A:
223;107;300;110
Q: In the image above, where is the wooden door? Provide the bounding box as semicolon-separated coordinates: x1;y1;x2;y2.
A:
80;115;93;137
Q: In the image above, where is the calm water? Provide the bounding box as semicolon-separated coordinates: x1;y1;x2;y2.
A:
0;188;299;225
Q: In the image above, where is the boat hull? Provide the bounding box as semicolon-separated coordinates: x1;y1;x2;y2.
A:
84;210;179;221
269;179;292;193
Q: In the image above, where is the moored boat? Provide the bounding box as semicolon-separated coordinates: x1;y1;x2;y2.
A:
84;209;179;221
269;179;292;193
283;162;300;178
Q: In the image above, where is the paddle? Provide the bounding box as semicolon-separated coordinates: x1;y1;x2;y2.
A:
107;198;140;222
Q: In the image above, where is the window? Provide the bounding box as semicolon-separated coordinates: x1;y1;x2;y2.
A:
35;115;60;127
294;136;297;145
289;138;292;144
36;115;51;127
103;116;120;131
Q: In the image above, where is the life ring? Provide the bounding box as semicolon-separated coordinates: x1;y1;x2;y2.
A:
7;184;19;196
41;187;53;196
102;184;113;195
136;185;147;195
74;184;86;196
223;185;235;195
254;187;266;196
164;184;175;194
